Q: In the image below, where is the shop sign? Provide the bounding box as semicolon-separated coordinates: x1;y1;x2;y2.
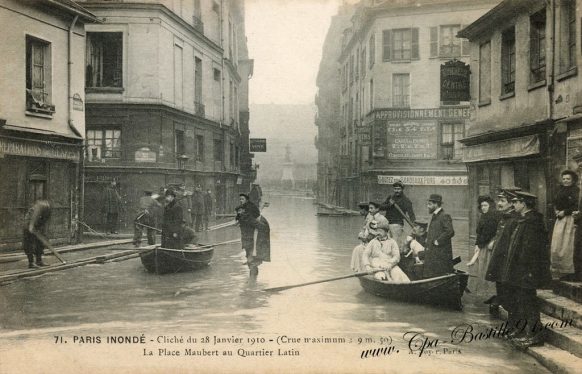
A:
378;175;468;186
356;127;371;146
135;147;157;163
250;138;267;152
386;122;437;159
440;60;471;102
371;107;470;122
462;135;540;163
0;137;79;162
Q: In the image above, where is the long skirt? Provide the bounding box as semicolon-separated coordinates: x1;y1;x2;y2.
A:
551;216;575;274
468;245;496;295
350;244;366;272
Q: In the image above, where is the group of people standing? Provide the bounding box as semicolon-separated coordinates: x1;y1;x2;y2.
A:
133;184;215;248
351;181;456;282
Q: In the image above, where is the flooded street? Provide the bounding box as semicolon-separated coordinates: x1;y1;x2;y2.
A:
0;194;548;373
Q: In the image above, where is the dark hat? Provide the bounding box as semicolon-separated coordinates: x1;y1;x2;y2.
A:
414;219;428;228
497;186;521;199
165;188;176;197
239;193;250;200
368;201;381;208
511;191;537;202
144;189;153;195
358;202;369;209
392;180;405;188
428;194;442;203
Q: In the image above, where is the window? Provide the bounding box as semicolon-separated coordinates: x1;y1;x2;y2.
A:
479;41;491;103
230;143;235;167
213;139;223;161
385;28;419;61
175;130;185;156
441;123;464;160
213;68;221;81
501;27;516;96
369;79;374;111
559;0;576;73
369;34;375;68
86;129;121;159
86;32;122;88
235;146;239;167
193;0;203;32
361;48;366;76
355;50;359;81
440;25;461;57
26;36;53;114
349;55;354;84
530;10;546;84
196;135;204;161
430;25;469;58
174;44;183;107
195;57;203;115
392;74;410;108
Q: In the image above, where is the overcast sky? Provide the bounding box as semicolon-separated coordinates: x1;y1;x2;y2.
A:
246;0;340;105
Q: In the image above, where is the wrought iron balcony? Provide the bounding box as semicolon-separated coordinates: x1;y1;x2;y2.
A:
192;15;204;33
194;101;205;117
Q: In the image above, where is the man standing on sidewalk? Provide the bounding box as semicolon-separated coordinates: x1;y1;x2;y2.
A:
203;188;214;231
104;180;122;234
381;181;415;251
22;200;51;268
192;185;205;232
503;191;551;349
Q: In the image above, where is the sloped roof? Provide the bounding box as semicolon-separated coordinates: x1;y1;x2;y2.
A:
45;0;98;22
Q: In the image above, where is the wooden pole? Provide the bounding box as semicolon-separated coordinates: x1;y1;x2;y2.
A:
264;269;384;292
31;230;67;264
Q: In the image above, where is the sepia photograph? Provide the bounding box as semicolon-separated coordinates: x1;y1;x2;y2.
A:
0;0;582;372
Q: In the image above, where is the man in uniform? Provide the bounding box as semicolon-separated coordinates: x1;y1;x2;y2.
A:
22;200;51;268
503;191;551;348
161;189;184;249
133;190;161;247
423;194;455;278
381;181;416;251
485;187;521;316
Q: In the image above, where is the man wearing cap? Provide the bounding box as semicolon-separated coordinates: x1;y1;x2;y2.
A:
485;187;521;317
133;190;161;247
423;194;455;278
502;191;551;348
381;181;416;251
361;222;410;282
161;188;184;249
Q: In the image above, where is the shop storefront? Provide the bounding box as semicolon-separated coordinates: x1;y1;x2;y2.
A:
0;128;82;250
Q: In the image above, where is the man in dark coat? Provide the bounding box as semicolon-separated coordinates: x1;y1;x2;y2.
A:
485;188;521;318
22;200;51;268
502;191;551;348
236;193;269;278
381;181;416;251
104;180;122;234
203;189;214;230
423;194;455;278
191;185;205;232
161;189;184;249
133;190;161;247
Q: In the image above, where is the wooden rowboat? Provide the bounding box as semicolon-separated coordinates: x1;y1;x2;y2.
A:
140;244;214;274
358;270;469;310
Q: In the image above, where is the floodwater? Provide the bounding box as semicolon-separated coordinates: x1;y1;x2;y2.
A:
0;194;548;373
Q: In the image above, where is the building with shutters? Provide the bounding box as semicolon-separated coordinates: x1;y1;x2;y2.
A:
335;0;498;217
0;0;97;250
77;0;253;229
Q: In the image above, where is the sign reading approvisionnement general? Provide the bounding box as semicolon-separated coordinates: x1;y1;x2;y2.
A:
378;175;468;186
386;122;438;159
249;138;267;152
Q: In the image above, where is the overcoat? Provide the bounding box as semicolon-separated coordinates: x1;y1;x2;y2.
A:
485;209;519;282
161;199;184;249
423;209;455;278
500;210;551;289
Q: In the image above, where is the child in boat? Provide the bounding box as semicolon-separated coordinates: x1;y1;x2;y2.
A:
351;219;377;272
362;222;411;282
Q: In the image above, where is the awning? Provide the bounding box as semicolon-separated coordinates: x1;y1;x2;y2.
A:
462;134;540;163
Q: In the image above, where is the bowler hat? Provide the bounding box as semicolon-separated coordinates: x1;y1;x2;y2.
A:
428;194;443;203
392;180;405;188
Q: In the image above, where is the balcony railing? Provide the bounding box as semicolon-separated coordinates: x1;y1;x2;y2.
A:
192;15;204;33
194;101;205;117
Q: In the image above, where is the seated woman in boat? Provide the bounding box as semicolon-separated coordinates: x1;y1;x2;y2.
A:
361;222;411;282
351;219;377;272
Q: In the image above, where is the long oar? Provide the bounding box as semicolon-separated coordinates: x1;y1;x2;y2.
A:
392;202;415;228
31;230;67;264
264;269;384;292
135;222;162;232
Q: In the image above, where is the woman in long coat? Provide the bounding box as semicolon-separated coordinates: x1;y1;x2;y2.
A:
468;196;500;297
551;170;579;280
